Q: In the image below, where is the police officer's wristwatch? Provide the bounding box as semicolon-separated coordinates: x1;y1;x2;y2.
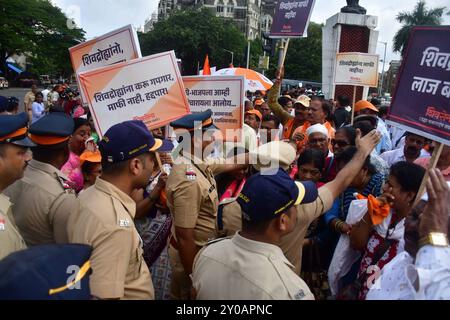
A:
418;232;449;249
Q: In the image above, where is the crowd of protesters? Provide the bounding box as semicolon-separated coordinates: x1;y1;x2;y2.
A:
0;65;449;300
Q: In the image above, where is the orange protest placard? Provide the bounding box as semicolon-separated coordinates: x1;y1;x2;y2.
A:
183;76;245;141
78;51;191;137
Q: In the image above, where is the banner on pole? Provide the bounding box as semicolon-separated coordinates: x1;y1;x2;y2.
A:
183;75;245;141
69;25;142;102
387;26;450;146
78;50;190;137
270;0;315;38
334;52;379;87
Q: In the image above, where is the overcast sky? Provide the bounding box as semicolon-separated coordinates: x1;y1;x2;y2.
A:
52;0;450;72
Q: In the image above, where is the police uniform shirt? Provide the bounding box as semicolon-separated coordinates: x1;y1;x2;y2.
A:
166;156;220;246
216;198;242;238
0;193;26;260
67;178;154;300
4;159;77;246
23;91;35;110
213;187;334;275
280;186;334;274
192;233;314;300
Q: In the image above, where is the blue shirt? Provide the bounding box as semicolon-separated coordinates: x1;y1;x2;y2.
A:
31;102;45;124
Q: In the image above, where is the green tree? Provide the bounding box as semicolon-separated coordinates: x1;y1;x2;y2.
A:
0;0;85;78
248;38;263;70
139;8;247;75
282;22;323;82
393;1;447;57
264;22;322;81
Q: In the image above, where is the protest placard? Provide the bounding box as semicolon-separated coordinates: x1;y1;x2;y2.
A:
334;52;379;87
270;0;315;38
69;25;142;102
78;50;190;137
183;76;245;141
386;26;450;146
69;25;141;74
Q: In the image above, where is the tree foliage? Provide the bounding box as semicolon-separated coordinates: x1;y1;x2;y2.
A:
248;37;263;70
0;0;85;78
139;8;248;75
393;1;447;57
265;22;322;82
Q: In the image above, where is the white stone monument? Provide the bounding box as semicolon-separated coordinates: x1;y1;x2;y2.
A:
322;1;379;101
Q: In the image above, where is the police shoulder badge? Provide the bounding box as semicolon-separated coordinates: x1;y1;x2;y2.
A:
185;166;197;181
56;174;75;193
119;219;131;228
0;217;6;231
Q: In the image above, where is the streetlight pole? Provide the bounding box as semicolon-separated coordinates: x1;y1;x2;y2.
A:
223;49;234;67
246;40;251;69
378;41;387;97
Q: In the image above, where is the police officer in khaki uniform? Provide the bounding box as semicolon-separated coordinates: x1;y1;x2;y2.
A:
67;120;166;299
193;169;318;300
216;141;297;238
213;130;381;275
167;109;247;299
4;113;77;246
0;112;34;260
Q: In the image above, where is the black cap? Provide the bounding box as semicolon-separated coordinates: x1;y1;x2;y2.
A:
29;113;74;145
0;112;36;147
170;109;218;131
0;96;8;113
0;244;92;300
237;169;318;223
98;120;169;163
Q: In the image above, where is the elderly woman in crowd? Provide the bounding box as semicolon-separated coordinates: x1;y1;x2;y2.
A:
366;169;450;300
341;161;425;299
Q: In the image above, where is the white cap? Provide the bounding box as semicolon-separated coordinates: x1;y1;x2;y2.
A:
251;141;296;171
306;123;328;138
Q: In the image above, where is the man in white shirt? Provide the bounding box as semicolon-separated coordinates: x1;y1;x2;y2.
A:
366;169;450;300
380;132;430;167
192;168;318;300
41;87;51;107
306;123;333;158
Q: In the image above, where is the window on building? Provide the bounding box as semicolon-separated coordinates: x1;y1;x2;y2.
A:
226;5;234;13
235;8;246;19
217;5;224;13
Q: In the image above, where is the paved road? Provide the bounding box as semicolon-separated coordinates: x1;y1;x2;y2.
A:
0;87;44;113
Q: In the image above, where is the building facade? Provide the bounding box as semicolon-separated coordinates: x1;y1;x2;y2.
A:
153;0;275;40
383;60;401;95
144;12;159;33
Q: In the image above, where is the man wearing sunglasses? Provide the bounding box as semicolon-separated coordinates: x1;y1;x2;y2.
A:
380;132;430;167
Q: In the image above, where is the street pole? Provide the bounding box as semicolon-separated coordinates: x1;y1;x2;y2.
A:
379;41;387;97
276;39;290;95
277;39;285;69
246;40;250;69
223;49;234;67
262;51;266;76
